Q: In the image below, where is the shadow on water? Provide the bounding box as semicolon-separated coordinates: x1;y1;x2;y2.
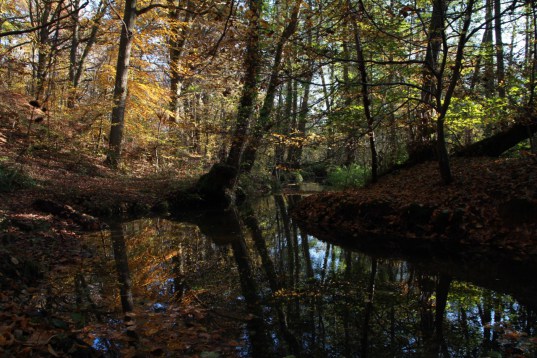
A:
78;195;536;357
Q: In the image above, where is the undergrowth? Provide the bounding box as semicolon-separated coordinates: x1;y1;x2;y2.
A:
327;164;369;188
0;163;36;192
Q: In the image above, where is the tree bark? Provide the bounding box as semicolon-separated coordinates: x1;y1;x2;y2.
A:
106;0;137;167
435;0;476;184
168;0;192;122
349;0;378;182
68;0;80;88
494;0;506;98
457;120;537;157
225;0;262;175
240;2;300;173
415;0;445;148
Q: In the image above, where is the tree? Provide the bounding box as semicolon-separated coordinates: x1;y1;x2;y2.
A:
240;0;301;173
105;0;138;167
347;0;378;182
167;0;194;122
225;0;263;175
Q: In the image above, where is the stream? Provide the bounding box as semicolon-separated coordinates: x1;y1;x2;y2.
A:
68;195;536;357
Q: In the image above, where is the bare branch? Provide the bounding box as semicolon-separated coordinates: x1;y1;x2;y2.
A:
0;1;89;38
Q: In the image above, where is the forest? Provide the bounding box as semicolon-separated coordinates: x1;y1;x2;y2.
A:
1;0;537;356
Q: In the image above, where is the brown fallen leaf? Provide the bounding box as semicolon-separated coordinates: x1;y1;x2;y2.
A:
24;331;56;346
0;332;15;346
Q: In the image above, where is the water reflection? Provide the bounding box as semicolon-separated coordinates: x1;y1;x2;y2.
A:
89;196;536;357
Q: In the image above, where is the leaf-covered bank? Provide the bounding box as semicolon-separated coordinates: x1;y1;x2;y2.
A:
292;157;537;262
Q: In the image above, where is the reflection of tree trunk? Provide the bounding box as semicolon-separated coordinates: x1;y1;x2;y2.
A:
300;229;313;280
244;211;280;291
492;296;503;342
110;222;134;313
460;307;470;344
242;205;300;355
320;244;331;284
300;232;315;349
478;292;493;351
229;208;276;357
418;275;435;344
434;275;452;356
275;195;294;286
434;275;451;334
361;259;377;358
109;221;139;342
171;251;186;298
343;250;352;357
292;224;300;285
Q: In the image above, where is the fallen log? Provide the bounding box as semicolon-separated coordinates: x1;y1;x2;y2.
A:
456;122;537;157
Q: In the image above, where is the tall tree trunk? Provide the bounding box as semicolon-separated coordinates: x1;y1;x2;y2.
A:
412;0;445;158
527;1;537;107
241;2;300;173
106;0;137;167
168;0;192;122
68;0;80;88
469;0;494;138
225;0;262;175
287;73;313;169
436;0;475;184
342;38;356;166
348;0;378;182
494;0;506;98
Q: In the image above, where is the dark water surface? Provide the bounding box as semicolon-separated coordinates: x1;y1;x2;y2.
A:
80;195;537;357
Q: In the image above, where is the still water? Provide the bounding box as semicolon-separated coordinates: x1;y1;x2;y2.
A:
76;195;537;357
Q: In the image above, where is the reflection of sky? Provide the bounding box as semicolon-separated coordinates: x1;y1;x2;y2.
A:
300;233;342;276
92;337;116;351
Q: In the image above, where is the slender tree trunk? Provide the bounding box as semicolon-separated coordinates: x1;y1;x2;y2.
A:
527;1;537;107
341;38;356;166
349;0;378;182
361;259;377;358
73;0;107;89
288;74;313;170
168;0;192;122
436;0;475;184
106;0;137;167
494;0;506;98
68;0;80;87
469;0;494;138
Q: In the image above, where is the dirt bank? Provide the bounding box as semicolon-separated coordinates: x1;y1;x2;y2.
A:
292;157;537;262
